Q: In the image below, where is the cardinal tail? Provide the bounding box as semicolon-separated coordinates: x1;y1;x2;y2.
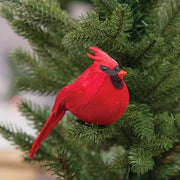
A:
29;91;66;160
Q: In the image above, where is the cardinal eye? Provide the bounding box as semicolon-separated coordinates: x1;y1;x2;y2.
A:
113;65;120;72
100;65;108;71
100;65;111;73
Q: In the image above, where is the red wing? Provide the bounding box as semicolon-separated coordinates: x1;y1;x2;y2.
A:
66;67;106;108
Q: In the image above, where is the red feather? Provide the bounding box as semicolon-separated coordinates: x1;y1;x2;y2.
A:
29;47;129;159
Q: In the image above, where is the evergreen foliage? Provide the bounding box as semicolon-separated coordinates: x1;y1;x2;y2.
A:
0;0;180;179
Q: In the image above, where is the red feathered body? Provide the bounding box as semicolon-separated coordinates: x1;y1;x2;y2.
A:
65;64;129;125
29;47;129;159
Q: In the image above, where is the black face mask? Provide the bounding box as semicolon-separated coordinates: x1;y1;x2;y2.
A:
99;65;123;89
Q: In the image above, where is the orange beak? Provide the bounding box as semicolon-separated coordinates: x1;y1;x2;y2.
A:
118;70;127;79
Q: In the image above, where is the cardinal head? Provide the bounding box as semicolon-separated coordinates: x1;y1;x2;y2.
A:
87;47;127;89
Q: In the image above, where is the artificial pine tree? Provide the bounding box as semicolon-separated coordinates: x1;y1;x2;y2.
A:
0;0;180;179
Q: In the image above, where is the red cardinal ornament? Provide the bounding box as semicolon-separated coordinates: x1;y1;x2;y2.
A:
29;47;129;159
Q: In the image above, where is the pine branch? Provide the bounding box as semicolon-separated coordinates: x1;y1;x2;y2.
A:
161;3;180;40
0;123;32;151
150;135;175;157
128;147;154;175
0;4;76;76
66;115;116;144
141;67;176;102
104;4;133;52
11;49;70;95
153;84;180;113
175;114;180;131
132;33;164;64
15;76;62;95
45;143;83;180
0;1;180;179
119;0;159;40
124;67;145;101
13;48;73;79
0;121;90;178
66;106;152;148
120;104;155;142
18;100;67;145
138;36;180;111
104;3;133;37
13;23;67;68
145;62;180;112
109;151;129;177
63;4;133;53
133;115;154;141
137;39;156;62
91;0;118;16
18;100;50;131
154;113;179;139
146;0;180;35
82;151;112;180
153;143;180;180
63;11;107;50
0;123;52;160
0;0;75;34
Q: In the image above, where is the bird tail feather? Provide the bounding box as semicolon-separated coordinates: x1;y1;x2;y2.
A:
29;91;66;160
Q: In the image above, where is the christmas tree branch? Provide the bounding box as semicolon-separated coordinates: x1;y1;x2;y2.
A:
18;100;68;145
124;68;145;101
146;0;180;34
0;122;88;178
91;0;118;16
161;3;180;38
128;147;154;175
137;39;156;62
0;6;71;70
141;69;175;102
0;123;52;160
18;100;50;131
0;1;180;179
63;11;107;50
44;143;83;179
67;117;116;144
108;151;129;177
104;4;133;52
11;49;71;95
1;5;69;53
0;0;75;33
15;76;62;95
153;142;180;179
63;4;133;53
